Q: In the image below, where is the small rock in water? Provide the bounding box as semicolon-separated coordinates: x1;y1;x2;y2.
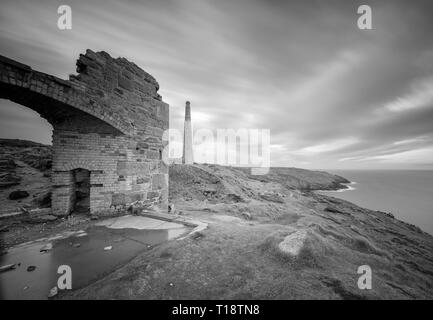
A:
104;246;113;251
40;243;53;253
48;286;58;298
27;266;36;272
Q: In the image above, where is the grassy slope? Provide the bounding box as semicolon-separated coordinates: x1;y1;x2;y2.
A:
1;141;431;299
63;164;433;299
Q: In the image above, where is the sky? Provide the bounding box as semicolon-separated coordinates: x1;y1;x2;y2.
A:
1;0;433;170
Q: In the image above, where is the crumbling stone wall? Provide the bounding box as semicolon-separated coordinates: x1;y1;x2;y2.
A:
0;50;169;216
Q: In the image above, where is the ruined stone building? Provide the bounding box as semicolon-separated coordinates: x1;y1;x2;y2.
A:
0;50;169;216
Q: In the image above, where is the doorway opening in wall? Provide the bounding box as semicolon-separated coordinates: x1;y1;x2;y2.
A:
72;168;90;214
0;100;53;216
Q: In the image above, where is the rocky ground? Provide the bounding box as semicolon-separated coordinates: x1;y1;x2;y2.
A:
0;139;51;216
1;140;433;299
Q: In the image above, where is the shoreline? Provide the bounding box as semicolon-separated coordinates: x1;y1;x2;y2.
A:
326;181;357;193
315;181;357;193
317;178;433;237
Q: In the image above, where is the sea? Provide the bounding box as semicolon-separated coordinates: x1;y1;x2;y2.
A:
318;170;433;236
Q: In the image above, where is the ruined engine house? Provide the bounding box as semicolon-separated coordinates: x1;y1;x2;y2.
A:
0;50;169;216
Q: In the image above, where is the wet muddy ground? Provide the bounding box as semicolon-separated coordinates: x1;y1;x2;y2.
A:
0;216;189;299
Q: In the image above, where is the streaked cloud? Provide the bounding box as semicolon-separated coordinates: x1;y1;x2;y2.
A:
0;0;432;169
379;77;433;113
299;137;360;154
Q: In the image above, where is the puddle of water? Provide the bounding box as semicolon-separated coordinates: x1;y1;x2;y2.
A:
0;221;188;300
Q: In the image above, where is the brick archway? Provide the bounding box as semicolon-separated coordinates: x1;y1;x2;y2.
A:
59;160;96;172
0;56;131;136
0;50;169;216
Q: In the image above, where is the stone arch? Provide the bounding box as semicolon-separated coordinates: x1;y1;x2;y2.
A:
0;50;169;216
0;56;131;136
59;160;96;172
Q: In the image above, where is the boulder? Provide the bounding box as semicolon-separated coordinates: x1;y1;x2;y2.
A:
278;229;308;256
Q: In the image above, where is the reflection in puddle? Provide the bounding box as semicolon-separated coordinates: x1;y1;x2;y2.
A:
0;222;188;300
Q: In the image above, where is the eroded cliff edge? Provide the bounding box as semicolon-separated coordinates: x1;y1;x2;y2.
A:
1;140;432;299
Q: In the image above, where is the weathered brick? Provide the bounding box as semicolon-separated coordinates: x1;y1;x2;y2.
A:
111;193;126;206
0;51;169;216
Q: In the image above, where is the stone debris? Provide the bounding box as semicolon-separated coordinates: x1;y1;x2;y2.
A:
0;263;17;273
20;207;30;214
104;246;113;251
168;203;175;214
40;243;53;253
75;232;88;237
27;266;36;272
25;214;57;224
278;229;308;256
48;286;58;298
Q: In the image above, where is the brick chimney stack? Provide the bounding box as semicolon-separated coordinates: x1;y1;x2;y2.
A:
182;101;193;164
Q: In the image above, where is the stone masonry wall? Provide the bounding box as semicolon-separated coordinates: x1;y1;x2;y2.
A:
0;50;169;216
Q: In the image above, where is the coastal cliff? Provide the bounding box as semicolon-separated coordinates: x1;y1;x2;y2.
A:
1;139;432;299
63;164;433;299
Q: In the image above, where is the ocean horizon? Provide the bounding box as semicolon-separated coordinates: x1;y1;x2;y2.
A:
319;169;433;236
